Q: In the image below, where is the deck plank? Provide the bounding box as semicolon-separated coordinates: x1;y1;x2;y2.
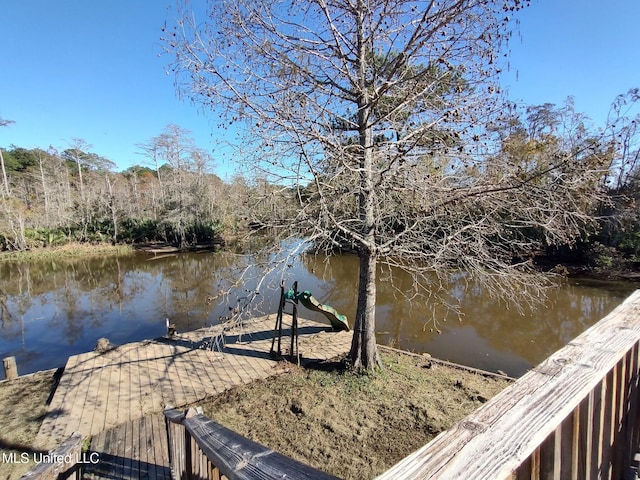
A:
83;427;108;479
155;413;172;480
215;355;245;388
35;354;81;448
223;354;253;387
140;415;155;479
79;352;105;437
115;346;132;428
136;340;152;415
151;342;172;406
194;346;222;398
118;417;128;478
84;352;109;436
102;350;122;431
84;414;172;479
173;347;205;403
192;347;221;398
165;344;189;407
130;411;140;478
129;341;143;421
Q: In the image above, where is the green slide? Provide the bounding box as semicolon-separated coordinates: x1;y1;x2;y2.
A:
296;290;350;332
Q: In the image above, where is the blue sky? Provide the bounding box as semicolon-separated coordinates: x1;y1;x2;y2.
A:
503;0;639;124
0;1;638;177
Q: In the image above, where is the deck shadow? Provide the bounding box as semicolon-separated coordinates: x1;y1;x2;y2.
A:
83;452;171;480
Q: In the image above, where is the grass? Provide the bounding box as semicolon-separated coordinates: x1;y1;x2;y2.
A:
0;243;133;261
0;370;57;480
195;349;511;479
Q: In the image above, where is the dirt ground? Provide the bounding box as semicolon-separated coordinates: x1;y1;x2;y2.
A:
196;348;511;479
0;350;510;480
0;369;58;480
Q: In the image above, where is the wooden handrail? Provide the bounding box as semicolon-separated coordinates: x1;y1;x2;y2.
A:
165;407;339;480
19;432;85;480
378;289;640;480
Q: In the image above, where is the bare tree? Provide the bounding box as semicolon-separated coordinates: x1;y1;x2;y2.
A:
64;138;92;202
0;118;15;197
136;125;220;246
136;137;165;196
604;88;640;191
165;0;606;370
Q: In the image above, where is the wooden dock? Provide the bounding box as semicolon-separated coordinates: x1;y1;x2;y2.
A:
34;315;352;452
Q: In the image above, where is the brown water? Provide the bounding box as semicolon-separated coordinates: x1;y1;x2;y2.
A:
0;249;636;379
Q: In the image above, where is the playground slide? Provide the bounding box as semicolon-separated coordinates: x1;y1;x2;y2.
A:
297;290;350;332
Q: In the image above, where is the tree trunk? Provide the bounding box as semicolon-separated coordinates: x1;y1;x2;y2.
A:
106;175;118;243
349;0;381;371
75;152;88;241
76;154;85;201
0;148;10;197
350;248;381;370
154;151;164;200
37;151;50;224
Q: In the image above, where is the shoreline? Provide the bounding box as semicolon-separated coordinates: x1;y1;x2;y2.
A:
0;242;134;261
2;241;637;282
0;237;233;261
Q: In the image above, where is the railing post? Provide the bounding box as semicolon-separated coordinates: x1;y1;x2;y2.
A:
626;343;640;470
165;407;205;480
165;407;186;480
184;423;192;479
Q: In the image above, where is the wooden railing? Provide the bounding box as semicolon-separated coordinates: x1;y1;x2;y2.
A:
164;407;339;480
378;289;640;480
20;432;85;480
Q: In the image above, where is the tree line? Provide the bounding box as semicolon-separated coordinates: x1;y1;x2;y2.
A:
2;96;639;273
0;124;295;251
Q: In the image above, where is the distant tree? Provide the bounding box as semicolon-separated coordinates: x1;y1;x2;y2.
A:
604;88;640;191
0;118;15;197
137;125;220;246
2;146;40;173
593;88;640;263
60;139;117;240
123;164;156;178
157;124;196;171
62;138;93;202
165;0;603;371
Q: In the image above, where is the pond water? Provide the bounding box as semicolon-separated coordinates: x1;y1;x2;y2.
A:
0;248;636;379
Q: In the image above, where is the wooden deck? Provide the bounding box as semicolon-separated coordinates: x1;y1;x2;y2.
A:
83;413;172;480
34;315;352;451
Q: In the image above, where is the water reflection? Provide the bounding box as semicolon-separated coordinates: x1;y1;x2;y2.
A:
293;254;636;377
0;250;636;379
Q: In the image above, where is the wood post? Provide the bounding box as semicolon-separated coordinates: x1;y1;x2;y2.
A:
291;302;300;366
3;356;18;379
166;318;176;337
270;281;286;357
